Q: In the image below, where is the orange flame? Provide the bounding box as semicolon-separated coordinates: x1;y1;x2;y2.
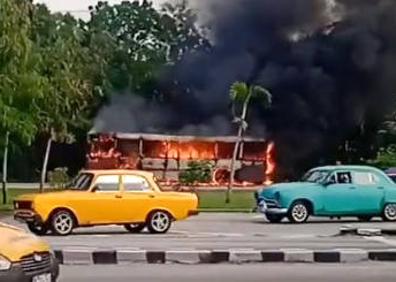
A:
265;142;276;185
88;135;276;187
161;141;216;160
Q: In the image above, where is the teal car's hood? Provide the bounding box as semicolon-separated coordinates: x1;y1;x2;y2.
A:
259;182;321;198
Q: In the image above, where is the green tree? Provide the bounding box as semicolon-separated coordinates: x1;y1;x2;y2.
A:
226;82;272;203
83;0;208;103
0;0;44;203
31;5;94;191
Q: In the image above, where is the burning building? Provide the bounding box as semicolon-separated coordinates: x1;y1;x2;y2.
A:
87;133;275;187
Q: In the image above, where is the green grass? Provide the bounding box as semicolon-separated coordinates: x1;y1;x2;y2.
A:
197;191;255;211
0;189;255;215
0;189;33;213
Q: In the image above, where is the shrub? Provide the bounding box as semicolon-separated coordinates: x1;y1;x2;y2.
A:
179;161;214;186
48;167;70;189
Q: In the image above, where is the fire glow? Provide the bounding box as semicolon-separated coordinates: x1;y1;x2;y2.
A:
87;133;276;187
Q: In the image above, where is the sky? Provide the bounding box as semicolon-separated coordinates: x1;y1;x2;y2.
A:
35;0;165;18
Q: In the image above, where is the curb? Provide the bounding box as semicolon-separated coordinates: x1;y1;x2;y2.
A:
340;226;396;236
53;249;396;265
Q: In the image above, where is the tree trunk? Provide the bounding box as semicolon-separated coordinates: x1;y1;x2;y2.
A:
2;131;9;205
226;96;251;203
40;137;52;193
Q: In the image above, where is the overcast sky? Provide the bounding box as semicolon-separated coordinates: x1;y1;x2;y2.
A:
35;0;165;18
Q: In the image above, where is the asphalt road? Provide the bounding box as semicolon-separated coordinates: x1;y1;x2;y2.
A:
4;213;396;250
59;263;396;282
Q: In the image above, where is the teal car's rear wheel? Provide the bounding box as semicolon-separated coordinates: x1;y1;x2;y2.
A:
383;204;396;222
266;214;284;223
357;216;372;222
288;201;310;223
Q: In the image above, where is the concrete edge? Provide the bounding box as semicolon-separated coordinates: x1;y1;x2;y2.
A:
339;226;396;236
54;249;396;265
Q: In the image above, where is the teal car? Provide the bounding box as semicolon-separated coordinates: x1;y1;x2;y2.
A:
255;165;396;223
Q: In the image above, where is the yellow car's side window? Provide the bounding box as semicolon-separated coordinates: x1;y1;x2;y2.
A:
93;175;120;192
123;175;151;192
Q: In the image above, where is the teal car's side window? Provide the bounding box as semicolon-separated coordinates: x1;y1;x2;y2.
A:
336;172;352;184
352;171;380;186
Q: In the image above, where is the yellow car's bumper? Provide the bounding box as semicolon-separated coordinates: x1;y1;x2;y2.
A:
14;210;43;224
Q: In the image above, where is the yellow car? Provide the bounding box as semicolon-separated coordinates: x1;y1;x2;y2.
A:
14;170;199;236
0;222;59;282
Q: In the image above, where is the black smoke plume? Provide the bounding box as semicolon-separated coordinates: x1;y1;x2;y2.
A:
95;0;396;178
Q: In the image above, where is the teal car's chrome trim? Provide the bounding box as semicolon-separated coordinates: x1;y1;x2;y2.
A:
265;208;288;215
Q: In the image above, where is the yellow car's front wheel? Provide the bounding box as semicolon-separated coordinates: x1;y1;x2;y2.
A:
50;210;76;236
27;222;49;236
124;224;145;233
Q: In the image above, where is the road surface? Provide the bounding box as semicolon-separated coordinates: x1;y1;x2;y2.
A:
59;263;396;282
4;213;396;250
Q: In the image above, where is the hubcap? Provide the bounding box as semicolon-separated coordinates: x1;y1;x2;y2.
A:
151;212;170;232
54;213;73;234
292;204;308;222
385;204;396;220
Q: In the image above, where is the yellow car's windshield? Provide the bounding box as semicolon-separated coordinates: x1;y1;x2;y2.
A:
69;173;94;191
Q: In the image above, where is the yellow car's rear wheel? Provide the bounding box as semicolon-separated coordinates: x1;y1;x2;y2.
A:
124;223;145;233
147;211;172;234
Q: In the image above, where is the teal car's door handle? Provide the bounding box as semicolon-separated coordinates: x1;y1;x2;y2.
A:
377;186;384;190
349;187;356;190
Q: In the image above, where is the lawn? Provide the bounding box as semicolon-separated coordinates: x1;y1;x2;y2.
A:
0;189;33;213
0;188;255;215
197;191;255;212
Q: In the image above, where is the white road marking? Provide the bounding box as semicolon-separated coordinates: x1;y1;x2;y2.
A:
364;236;396;247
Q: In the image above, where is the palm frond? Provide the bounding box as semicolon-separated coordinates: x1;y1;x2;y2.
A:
230;81;249;102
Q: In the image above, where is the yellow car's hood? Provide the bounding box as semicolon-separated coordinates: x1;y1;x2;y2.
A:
0;223;50;262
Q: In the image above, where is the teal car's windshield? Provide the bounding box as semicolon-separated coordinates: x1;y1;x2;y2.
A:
301;170;330;183
68;173;94;191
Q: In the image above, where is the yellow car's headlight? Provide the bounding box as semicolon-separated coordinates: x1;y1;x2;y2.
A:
0;255;11;271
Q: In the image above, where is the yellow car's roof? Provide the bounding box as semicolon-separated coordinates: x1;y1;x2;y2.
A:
81;169;155;178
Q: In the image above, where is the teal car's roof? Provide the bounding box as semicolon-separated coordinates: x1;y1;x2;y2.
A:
311;165;383;172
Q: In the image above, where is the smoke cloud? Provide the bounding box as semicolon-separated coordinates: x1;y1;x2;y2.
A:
95;0;396;178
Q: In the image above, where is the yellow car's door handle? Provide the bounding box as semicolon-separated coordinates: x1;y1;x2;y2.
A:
115;195;123;199
148;195;155;198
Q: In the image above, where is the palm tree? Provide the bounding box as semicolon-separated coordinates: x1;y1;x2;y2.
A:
226;82;272;203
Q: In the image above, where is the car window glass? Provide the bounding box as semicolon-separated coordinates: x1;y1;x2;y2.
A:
70;173;93;191
302;170;330;183
353;172;380;185
336;172;352;184
326;174;336;184
94;175;119;191
370;173;380;184
123;175;150;191
389;175;396;183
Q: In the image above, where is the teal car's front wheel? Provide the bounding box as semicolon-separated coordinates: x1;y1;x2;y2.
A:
383;204;396;222
288;201;310;223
